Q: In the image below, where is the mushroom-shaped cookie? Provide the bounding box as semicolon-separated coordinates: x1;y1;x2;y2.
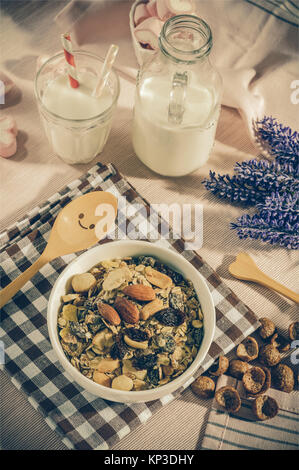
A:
252;395;279;421
246;365;271;398
270;333;290;352
191;376;215;399
209;356;229;376
289;322;299;341
272;364;294;393
236;336;259;362
215;386;241;413
259;344;281;367
259;317;276;340
228;359;250;379
242;366;266;395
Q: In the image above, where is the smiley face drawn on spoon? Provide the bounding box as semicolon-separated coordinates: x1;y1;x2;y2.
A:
78;212;96;230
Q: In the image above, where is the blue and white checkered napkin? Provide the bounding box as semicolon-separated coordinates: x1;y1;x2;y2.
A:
0;162;260;450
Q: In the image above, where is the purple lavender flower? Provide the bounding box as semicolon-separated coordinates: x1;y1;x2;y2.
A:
203;161;298;206
231;192;299;249
254;116;299;173
204;116;299;249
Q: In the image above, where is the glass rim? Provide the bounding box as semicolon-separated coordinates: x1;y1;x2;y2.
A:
34;50;120;124
159;15;213;63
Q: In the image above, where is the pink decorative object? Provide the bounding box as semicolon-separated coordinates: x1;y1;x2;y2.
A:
134;3;150;25
156;0;172;20
146;0;158;17
166;0;195;14
0;114;18;158
134;17;164;50
0;72;15;104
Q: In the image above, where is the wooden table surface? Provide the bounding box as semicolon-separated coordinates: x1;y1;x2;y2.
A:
1;0;298;450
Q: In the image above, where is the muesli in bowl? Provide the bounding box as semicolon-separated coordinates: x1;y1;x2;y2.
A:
57;255;204;392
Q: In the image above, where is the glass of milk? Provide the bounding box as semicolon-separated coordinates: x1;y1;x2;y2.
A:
35;51;120;164
132;15;222;177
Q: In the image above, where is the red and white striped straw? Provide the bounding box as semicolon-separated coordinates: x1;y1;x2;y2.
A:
61;32;79;88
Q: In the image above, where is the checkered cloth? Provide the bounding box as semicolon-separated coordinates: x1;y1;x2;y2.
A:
0;162;260;450
202;374;299;450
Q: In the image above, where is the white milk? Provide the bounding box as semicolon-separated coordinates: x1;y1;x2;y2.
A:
41;71;113;164
132;74;219;176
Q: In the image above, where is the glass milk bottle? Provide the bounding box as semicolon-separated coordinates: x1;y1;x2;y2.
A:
132;15;222;177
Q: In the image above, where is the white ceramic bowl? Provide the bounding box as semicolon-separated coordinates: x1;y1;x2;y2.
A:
47;240;215;403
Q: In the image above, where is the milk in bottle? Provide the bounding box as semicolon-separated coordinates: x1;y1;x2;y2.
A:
132;15;222;177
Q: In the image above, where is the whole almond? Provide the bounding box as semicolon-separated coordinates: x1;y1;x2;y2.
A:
97;301;121;325
123;284;156;301
144;267;173;289
114;296;139;324
141;298;164;320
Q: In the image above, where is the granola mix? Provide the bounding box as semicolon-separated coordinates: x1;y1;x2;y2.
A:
57;256;204;391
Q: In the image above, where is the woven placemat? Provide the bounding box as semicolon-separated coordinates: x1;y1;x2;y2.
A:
0;162;260;450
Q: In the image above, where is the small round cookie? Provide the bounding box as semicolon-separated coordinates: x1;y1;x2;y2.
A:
270;333;290;352
215;386;241;413
209;356;229;376
242;367;266;395
272;364;294;393
259;344;281;367
252;395;279;421
236;337;259;362
191;376;215;398
289;321;299;341
246;365;271;398
259;317;276;340
228;359;250;379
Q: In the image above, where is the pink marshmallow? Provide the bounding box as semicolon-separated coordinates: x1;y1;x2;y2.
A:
156;0;172;20
0;72;15;104
134;3;150;26
146;0;158;17
166;0;195;14
0;114;18;158
134;17;164;50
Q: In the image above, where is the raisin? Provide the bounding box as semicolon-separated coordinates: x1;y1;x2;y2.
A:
155;308;185;326
134;353;157;370
125;327;149;342
110;335;129;360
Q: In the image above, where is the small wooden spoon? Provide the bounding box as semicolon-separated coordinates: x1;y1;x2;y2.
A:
229;252;299;303
0;191;117;308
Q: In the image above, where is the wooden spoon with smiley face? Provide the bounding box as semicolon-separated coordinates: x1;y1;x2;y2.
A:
0;191;117;308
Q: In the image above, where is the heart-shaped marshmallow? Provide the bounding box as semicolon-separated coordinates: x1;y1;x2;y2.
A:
0;72;15;104
146;0;158;17
134;3;150;26
134;17;164;50
166;0;195;14
0;114;18;158
156;0;172;20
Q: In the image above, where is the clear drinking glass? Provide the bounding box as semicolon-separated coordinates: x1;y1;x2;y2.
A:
35;51;120;164
132;15;222;177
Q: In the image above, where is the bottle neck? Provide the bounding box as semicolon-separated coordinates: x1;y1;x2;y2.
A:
159;15;212;65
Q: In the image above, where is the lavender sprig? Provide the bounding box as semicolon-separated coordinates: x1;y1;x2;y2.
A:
203;171;261;206
231;192;299;249
203;161;298;206
254;116;299;171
